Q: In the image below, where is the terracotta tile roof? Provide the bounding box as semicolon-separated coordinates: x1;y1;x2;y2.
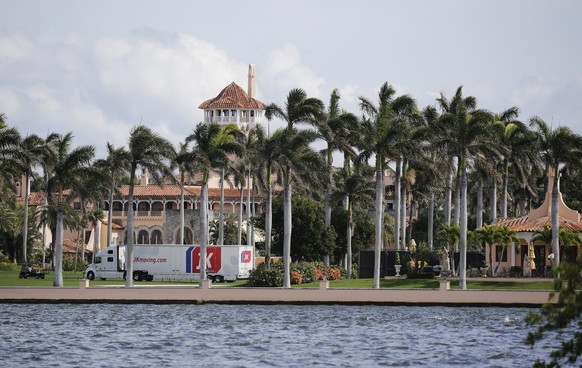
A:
493;216;582;232
117;184;265;200
17;191;73;206
62;239;91;254
198;82;266;110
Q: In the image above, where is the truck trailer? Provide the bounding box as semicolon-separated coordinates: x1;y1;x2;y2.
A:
84;244;254;282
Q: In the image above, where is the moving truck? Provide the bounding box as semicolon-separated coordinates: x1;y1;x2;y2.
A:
84;244;254;282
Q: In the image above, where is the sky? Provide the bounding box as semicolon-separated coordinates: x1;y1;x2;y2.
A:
1;0;581;160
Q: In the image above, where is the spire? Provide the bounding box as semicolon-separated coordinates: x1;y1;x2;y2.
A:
248;64;256;99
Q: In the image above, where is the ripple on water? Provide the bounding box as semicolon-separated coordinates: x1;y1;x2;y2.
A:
0;304;559;368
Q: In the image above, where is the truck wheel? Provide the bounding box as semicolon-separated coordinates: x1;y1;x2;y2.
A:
133;273;142;282
214;275;224;283
86;271;95;280
41;275;45;279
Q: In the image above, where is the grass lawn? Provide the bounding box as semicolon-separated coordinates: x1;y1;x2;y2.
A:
0;270;554;290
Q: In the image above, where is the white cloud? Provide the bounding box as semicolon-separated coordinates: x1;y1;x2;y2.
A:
0;32;33;63
264;43;325;99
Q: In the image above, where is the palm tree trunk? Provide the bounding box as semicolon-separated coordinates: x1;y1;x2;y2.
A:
347;196;353;279
445;166;452;226
459;167;468;290
199;182;208;281
125;183;135;288
428;189;434;249
238;186;243;245
476;180;484;228
551;169;560;267
283;181;292;289
373;159;384;289
453;175;460;226
107;189;114;246
54;205;64;287
265;171;272;267
179;174;185;245
93;220;101;256
22;172;29;263
246;170;251;246
501;161;509;218
251;178;256;248
489;245;495;277
400;168;407;250
324;145;333;266
81;228;86;264
490;178;497;222
219;167;225;246
393;160;401;250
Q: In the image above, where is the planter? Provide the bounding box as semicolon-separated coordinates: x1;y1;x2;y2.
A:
394;265;402;277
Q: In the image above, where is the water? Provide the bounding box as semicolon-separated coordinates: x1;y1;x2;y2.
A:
0;304;555;367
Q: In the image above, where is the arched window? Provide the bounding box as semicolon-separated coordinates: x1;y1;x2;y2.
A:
137;230;149;244
151;230;163;244
175;227;193;245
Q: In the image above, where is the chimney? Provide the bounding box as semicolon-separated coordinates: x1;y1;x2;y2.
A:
140;167;149;186
247;64;256;98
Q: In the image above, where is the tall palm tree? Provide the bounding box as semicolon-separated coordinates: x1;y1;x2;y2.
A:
94;143;130;247
434;86;500;289
316;89;357;265
530;117;582;267
254;125;280;267
14;134;45;263
173;142;199;245
45;133;95;287
358;82;414;288
268;127;327;288
124;125;175;288
332;165;375;278
265;88;326;287
185;122;242;281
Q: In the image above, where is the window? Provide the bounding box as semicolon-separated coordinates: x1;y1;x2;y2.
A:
95;257;102;264
107;249;113;254
73;202;81;211
107;257;114;262
496;246;507;262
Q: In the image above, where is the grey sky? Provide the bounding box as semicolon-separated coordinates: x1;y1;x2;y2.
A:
1;0;581;159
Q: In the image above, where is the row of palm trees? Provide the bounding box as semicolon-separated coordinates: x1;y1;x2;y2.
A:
1;81;582;289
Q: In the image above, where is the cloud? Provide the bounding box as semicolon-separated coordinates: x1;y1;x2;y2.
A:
264;43;325;99
0;29;251;157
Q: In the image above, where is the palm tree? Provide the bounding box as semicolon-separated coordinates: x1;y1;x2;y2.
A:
173;142;199;245
268;127;327;288
254;125;280;267
475;224;502;276
265;88;326;287
316;89;357;265
530;116;582;267
494;225;519;275
45;133;95;287
332;165;375;278
438;223;460;274
14;134;45;263
124;125;175;287
434;86;501;289
185;122;242;281
358;82;414;288
94;143;130;247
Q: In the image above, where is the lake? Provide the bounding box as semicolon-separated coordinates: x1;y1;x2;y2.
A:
0;304;555;367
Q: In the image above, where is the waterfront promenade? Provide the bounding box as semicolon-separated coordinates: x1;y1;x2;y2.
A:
0;279;557;306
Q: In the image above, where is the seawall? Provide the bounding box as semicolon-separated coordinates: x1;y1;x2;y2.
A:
0;280;557;307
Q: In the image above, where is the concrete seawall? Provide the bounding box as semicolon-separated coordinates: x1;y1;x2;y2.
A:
0;280;557;306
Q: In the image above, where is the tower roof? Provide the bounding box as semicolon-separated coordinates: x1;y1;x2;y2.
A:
198;82;265;110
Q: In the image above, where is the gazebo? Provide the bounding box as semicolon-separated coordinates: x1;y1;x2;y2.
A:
489;170;582;276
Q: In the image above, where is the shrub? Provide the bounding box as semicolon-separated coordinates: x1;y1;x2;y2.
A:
248;262;284;287
291;271;302;284
0;262;20;272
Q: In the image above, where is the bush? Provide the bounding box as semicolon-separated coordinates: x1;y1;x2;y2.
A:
0;262;20;272
248;262;284;287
